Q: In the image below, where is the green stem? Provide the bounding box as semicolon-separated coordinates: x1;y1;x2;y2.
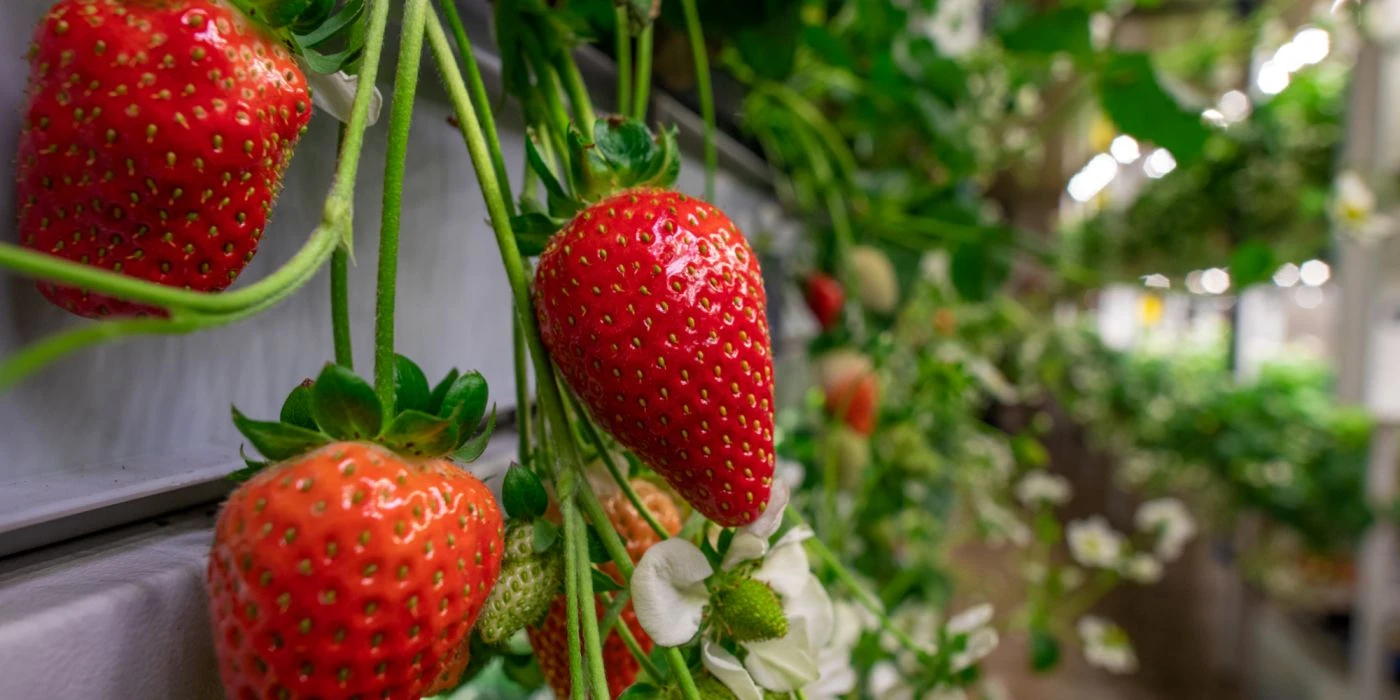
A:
611;602;665;681
556;49;598;132
567;500;612;700
0;317;194;389
330;249;353;368
513;315;531;466
437;0;514;212
633;24;654;120
679;0;717;201
522;32;573;158
560;485;586;700
614;5;632;113
372;0;429;408
599;588;630;638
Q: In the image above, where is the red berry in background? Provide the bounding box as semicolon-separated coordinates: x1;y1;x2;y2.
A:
803;272;844;331
16;0;312;317
207;442;503;700
533;188;776;527
817;349;879;436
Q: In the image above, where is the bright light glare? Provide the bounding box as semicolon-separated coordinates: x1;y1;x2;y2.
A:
1201;267;1231;294
1142;273;1170;289
1143;148;1177;178
1257;61;1290;95
1110;135;1141;164
1299;259;1331;286
1219;90;1251;122
1185;270;1205;295
1067;153;1119;202
1274;42;1307;73
1296;285;1324;309
1202;108;1227;126
1273;262;1300;288
1293;27;1330;65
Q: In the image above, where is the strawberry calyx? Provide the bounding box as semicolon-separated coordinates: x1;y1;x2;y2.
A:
230;355;497;480
227;0;368;74
511;117;681;255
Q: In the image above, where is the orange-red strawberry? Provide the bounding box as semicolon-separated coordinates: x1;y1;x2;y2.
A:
207;442;504;700
803;272;844;331
17;0;311;317
533;188;776;526
818;350;879;436
529;479;682;698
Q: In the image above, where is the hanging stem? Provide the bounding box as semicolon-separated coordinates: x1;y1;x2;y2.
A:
372;0;430;408
437;0;514;212
513;315;532;467
330;249;354;368
560;479;587;700
614;4;633;113
556;49;598;132
567;500;612;700
633;24;654;120
679;0;717;201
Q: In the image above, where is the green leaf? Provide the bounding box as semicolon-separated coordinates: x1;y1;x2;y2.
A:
380;410;461;458
1230;242;1277;289
511;214;562;256
279;380;316;430
950;242;1011;302
998;7;1092;57
586;526;609;563
801;25;855;68
502;464;549;519
1030;628;1061;672
618;683;663;700
526;137;582;220
232;406;331;462
594;118;657;183
296;45;362;75
294;0;364;46
242;0;314;28
440;371;489;438
731;2;800;81
310;363;384;440
533;518;560;553
590;568;624;593
454;406;498;462
1098;53;1209;165
393;355;431;415
427;369;460;415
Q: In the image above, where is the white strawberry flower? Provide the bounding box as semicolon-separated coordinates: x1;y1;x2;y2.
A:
1014;471;1072;507
1134;498;1196;562
1078;616;1138;673
305;69;383;125
1067;516;1125;569
632;526;832;696
1121;553;1164;584
1332;171;1394;245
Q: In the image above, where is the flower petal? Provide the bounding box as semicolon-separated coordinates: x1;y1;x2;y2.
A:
742;478;790;539
631;539;714;646
743;617;820;691
946;603;993;635
702;639;764;700
722;532;770;571
785;576;835;650
755;527;815;599
306;69;383;126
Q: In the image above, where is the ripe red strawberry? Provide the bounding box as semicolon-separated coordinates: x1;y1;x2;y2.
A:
207;442;504;700
818;350;879;436
803;272;844;331
533;188;776;527
529;479;682;698
16;0;312;317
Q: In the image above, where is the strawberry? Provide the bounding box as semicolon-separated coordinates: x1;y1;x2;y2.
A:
849;245;899;314
817;350;879;436
16;0;312;318
208;360;504;700
533;188;776;526
803;272;844;331
529;478;682;698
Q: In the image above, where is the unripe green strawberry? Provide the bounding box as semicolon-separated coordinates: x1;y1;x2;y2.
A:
849;245;899;314
476;519;564;645
711;575;787;642
17;0;312;317
534;188;776;527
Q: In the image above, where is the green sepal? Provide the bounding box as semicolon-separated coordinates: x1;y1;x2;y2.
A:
291;0;347;37
440;371;489;440
621;0;659;33
526;138;583;220
533;518;561;553
229;445;269;483
593;118;657;186
393;354;432;415
503;465;550;520
232;406;332;461
427;369;461;415
617;683;663;700
454;406;497;461
380;409;461;458
235;0;315;28
310;363;384;440
287;0;368;74
590;568;625;593
511;213;566;256
279;380;317;430
586;526;610;563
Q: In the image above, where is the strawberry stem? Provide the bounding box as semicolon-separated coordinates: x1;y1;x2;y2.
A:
513;315;532;467
633;24;654;120
559;481;588;700
330;249;354;368
613;5;633;115
679;0;717;201
372;0;431;409
556;50;598;132
567;502;612;699
437;0;514;213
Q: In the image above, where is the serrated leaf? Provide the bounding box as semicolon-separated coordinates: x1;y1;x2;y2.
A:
279;380;316;429
232;406;331;461
380;410;461;457
441;370;489;438
533;518;560;553
1098;53;1209;166
454;406;498;461
590;568;624;593
427;369;460;415
503;464;549;520
294;0;364;46
526;138;582;219
394;354;431;415
1230;241;1276;289
310;363;384;440
511;213;563;256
